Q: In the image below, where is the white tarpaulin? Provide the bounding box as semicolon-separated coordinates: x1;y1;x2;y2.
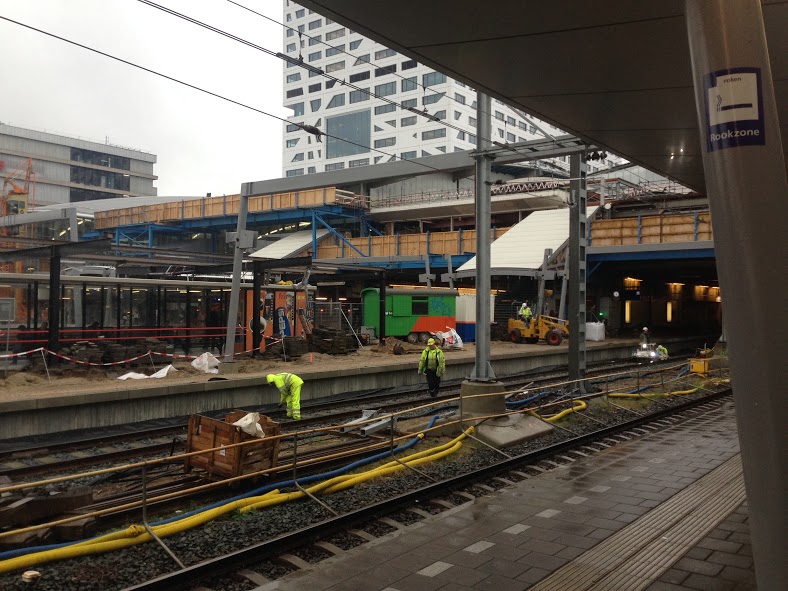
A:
118;364;177;380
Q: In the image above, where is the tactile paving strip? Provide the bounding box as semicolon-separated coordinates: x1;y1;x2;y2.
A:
530;454;744;591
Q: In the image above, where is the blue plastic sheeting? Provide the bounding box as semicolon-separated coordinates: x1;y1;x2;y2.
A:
456;322;476;342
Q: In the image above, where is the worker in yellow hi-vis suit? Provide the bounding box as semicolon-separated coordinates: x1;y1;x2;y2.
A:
266;372;303;419
418;338;446;398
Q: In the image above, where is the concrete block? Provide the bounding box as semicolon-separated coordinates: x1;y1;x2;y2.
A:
474;414;553;448
460;380;506;416
0;486;93;528
54;516;97;541
0;527;55;551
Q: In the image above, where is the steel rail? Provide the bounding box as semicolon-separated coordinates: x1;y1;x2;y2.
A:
125;388;732;591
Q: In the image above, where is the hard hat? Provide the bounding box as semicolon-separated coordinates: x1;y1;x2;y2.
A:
427;338;436;345
266;374;276;384
642;327;648;331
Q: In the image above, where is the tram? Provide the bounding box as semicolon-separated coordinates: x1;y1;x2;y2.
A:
0;273;313;355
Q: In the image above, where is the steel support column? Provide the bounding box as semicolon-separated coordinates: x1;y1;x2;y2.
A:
67;208;79;242
223;184;250;362
47;251;60;351
536;248;552;317
252;261;262;355
685;2;788;587
471;92;494;380
568;152;587;389
378;273;387;343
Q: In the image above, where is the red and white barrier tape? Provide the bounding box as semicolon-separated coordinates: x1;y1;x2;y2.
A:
0;347;44;359
3;341;290;367
149;351;199;360
45;350;154;367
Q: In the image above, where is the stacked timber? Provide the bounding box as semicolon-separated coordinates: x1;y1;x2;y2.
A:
309;327;358;355
267;336;309;359
56;338;173;365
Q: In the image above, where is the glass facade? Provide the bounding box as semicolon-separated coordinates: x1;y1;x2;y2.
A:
70;165;130;191
422;72;447;87
326;110;371;159
70;147;130;170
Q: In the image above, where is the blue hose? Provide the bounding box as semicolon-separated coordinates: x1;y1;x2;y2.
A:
0;416;440;561
505;390;550;408
625;364;691;394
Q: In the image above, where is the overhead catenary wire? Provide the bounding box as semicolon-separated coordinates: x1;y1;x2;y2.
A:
135;1;582;207
0;13;578;208
0;15;462;178
139;0;587;193
136;0;501;150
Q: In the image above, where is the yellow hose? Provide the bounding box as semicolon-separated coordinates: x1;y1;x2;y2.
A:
530;399;587;422
609;387;699;399
242;428;473;511
0;428;473;574
0;490;283;574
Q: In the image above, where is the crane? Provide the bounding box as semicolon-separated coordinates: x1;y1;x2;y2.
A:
1;157;36;216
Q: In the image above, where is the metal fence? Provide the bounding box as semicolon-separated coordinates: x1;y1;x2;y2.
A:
313;303;363;332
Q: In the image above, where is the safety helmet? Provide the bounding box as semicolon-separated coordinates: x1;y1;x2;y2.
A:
642;327;648;332
266;374;276;384
427;338;436;345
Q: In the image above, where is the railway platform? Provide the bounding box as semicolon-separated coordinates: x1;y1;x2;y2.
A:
260;398;755;591
0;336;710;439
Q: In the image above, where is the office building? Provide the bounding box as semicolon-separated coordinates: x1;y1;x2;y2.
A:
281;2;614;178
0;122;157;208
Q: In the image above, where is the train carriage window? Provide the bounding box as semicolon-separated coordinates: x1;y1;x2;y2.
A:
412;298;429;315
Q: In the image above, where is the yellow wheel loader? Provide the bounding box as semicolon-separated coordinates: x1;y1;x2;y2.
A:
507;310;569;346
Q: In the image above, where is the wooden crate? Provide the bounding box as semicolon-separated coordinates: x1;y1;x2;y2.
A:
184;411;280;479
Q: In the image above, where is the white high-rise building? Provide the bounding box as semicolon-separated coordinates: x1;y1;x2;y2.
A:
281;2;612;178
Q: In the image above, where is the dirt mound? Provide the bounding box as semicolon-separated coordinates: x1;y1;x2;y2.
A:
374;337;423;355
292;352;334;365
0;371;47;388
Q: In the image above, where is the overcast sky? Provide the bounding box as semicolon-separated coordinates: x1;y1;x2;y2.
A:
0;0;287;196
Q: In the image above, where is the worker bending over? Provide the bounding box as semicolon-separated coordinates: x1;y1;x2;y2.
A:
418;338;446;398
266;372;303;419
519;301;533;327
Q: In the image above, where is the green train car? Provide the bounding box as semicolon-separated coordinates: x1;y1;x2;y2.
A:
361;288;458;343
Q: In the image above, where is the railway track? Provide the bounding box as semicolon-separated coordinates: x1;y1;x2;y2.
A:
0;356;691;481
0;364;719;589
123;388;732;591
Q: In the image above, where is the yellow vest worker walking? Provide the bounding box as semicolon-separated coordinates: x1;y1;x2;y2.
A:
266;372;303;420
418;338;446;398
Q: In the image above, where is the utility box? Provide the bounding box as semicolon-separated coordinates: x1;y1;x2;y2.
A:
690;358;710;376
184;411;280;480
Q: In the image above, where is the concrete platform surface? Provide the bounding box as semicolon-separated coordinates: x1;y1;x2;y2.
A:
258;398;755;591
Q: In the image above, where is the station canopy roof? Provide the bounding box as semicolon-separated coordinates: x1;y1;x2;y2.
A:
249;229;329;259
457;207;598;276
301;0;787;193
